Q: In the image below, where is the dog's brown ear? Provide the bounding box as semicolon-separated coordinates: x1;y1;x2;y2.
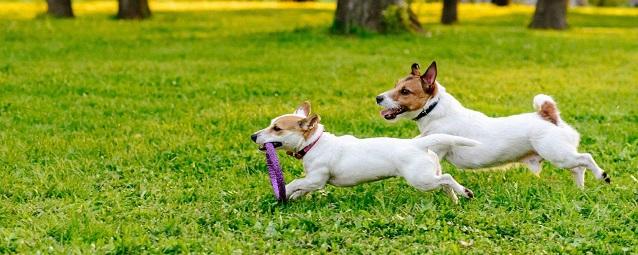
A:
299;113;320;131
294;101;311;117
421;61;437;85
420;61;437;94
411;63;420;76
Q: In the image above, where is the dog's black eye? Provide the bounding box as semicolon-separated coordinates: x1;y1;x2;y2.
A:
272;125;281;132
400;88;410;95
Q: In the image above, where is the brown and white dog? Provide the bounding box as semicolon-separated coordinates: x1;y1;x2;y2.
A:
375;61;610;188
251;101;479;202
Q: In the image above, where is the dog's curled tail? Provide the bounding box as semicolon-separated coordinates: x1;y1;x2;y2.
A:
533;94;561;125
414;134;480;151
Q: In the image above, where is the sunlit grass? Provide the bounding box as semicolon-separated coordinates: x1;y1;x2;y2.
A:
0;1;334;19
2;1;637;20
0;1;637;253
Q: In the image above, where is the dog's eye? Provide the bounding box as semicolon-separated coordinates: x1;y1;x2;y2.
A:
400;88;410;95
272;125;281;132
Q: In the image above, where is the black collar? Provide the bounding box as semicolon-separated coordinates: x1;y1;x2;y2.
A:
412;101;438;121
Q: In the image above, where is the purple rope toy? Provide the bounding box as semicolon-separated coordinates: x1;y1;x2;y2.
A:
264;143;287;202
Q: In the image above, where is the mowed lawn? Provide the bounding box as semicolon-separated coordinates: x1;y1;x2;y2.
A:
1;1;637;253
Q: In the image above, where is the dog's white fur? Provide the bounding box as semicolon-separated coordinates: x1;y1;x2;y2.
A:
377;63;609;188
252;104;479;203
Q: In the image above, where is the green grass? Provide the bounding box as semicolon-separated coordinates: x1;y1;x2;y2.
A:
1;2;637;253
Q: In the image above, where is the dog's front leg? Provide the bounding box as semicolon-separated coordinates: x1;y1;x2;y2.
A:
285;170;329;200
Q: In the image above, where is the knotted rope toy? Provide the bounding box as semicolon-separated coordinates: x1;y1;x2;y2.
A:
264;142;287;202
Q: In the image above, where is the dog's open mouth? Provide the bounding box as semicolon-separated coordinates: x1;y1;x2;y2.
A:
380;106;407;120
259;142;283;151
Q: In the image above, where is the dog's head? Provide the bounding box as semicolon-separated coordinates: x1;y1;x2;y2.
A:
251;101;321;152
376;61;438;121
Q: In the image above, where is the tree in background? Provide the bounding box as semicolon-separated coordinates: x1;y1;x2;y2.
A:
117;0;151;19
491;0;511;6
529;0;568;29
441;0;458;24
46;0;74;18
333;0;422;34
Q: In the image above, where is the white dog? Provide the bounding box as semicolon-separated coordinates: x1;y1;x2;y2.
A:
251;101;479;203
376;61;610;188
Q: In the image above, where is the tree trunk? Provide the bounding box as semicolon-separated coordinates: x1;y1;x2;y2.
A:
117;0;151;20
333;0;421;34
441;0;458;25
572;0;588;6
46;0;74;18
491;0;510;6
529;0;568;29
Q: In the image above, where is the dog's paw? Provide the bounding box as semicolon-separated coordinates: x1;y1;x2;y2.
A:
464;188;474;199
602;172;611;184
288;190;307;200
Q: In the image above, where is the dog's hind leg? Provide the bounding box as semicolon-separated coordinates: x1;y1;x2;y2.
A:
553;152;608;184
534;140;609;186
438;174;474;199
571;167;586;188
442;186;459;204
571;152;609;183
521;154;543;177
405;172;473;202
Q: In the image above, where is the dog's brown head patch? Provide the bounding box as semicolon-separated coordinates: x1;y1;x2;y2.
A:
264;102;321;139
270;115;305;134
387;61;439;111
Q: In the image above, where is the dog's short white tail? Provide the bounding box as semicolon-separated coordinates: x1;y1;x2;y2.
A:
533;94;561;125
414;134;480;151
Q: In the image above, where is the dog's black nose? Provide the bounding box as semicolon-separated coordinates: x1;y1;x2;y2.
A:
376;95;384;104
251;133;258;142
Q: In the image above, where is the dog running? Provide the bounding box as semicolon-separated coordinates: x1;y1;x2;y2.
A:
376;61;610;188
251;101;479;202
